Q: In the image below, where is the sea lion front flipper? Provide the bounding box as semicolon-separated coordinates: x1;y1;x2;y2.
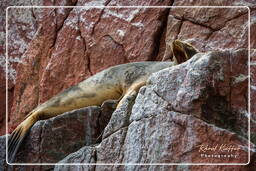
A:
116;81;146;108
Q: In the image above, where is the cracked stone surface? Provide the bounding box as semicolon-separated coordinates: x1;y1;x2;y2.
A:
52;49;255;171
0;0;256;170
2;0;255;136
1;49;255;170
4;0;173;134
2;104;114;171
0;135;8;171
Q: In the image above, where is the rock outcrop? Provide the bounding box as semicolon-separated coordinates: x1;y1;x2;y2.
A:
1;49;255;170
2;0;255;136
0;135;8;171
1;0;256;170
4;0;173;134
1;100;115;170
55;49;255;171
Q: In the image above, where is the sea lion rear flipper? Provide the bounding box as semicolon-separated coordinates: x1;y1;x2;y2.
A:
8;113;39;163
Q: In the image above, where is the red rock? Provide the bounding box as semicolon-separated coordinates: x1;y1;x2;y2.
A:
0;5;38;135
172;0;253;30
0;69;6;135
251;50;256;144
0;68;14;136
177;21;212;52
5;1;255;136
38;9;91;103
0;0;255;169
9;11;57;132
207;13;249;50
166;6;250;53
155;26;167;61
250;10;256;48
162;15;182;61
8;0;172;133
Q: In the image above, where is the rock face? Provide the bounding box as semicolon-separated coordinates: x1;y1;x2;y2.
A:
1;0;255;135
1;49;255;171
1;0;256;170
251;50;256;144
0;69;6;136
2;103;114;171
0;135;8;171
3;0;174;134
55;49;255;171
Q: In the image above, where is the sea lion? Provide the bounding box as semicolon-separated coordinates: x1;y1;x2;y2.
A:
8;40;199;163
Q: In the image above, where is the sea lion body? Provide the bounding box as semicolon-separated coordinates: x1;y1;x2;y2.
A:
35;61;173;119
8;40;199;163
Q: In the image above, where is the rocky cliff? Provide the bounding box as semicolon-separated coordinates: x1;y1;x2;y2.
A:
1;0;256;170
1;49;255;170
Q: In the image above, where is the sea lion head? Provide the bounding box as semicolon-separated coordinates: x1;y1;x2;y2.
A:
172;40;199;64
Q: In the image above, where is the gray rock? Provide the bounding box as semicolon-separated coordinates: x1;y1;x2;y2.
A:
0;135;7;171
55;146;96;171
102;95;135;139
9;105;114;170
54;50;255;171
15;107;101;163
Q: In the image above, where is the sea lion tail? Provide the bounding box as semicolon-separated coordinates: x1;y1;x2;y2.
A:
7;112;39;163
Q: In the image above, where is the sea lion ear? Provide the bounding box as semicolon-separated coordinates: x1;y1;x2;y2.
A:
171;40;199;64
